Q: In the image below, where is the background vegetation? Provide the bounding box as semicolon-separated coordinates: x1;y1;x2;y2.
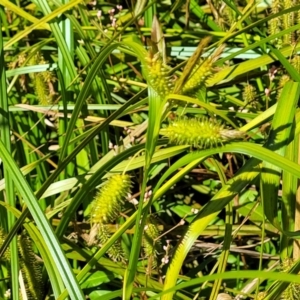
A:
2;0;300;299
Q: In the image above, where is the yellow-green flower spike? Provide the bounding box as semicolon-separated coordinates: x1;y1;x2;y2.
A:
282;0;295;45
0;228;10;261
142;217;162;268
90;174;132;224
292;55;300;73
268;0;282;48
280;258;300;300
18;233;44;300
98;224;126;262
29;52;55;105
146;53;174;97
34;73;53;105
160;117;244;149
181;44;224;95
182;57;214;95
243;83;257;105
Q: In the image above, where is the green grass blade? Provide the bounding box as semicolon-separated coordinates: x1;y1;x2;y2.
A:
0;0;50;29
0;140;85;299
124;88;165;299
57;0;76;178
0;89;143;261
260;82;300;232
59;42;120;160
269;46;300;82
0;203;65;298
208;42;300;86
190;0;221;31
209;162;231;300
4;0;82;50
281;138;298;259
160;140;300;299
153;269;300;299
0;10;18;299
35;0;77;82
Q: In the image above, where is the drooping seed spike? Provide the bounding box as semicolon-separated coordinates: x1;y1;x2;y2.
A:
146;53;174;97
0;228;10;261
181;44;225;95
90;174;132;224
18;233;44;300
243;83;257;105
142;216;162;268
280;258;300;300
98;224;126;262
161;117;244;148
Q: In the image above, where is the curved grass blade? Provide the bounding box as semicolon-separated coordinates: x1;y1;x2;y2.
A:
0;201;65;298
53;140;300;299
59;42;121;160
0;89;144;260
208;42;300;86
0;0;50;30
3;0;82;50
0;13;18;299
260;82;300;233
0;140;85;299
151;269;300;299
160;143;300;299
123;87;165;299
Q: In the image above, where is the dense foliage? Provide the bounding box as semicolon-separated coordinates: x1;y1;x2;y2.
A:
1;0;300;299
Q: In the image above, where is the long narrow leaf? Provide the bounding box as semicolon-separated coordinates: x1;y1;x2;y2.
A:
0;140;84;299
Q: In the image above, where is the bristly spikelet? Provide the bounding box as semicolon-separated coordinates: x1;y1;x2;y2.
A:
280;258;300;300
160;117;244;149
269;0;282;47
182;45;224;95
90;174;132;224
269;18;282;46
29;52;55;105
142;217;162;268
271;0;282;14
222;4;235;27
297;4;300;35
243;83;257;105
18;233;44;300
34;73;52;105
146;53;174;97
292;55;300;73
257;292;268;299
182;57;214;95
0;228;10;261
98;224;126;262
282;0;296;45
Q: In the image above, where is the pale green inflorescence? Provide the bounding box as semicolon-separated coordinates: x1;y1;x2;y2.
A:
161;117;244;149
146;53;174;98
98;224;125;262
142;217;162;268
243;83;257;105
18;234;44;300
90;174;132;224
280;258;300;300
182;58;214;95
90;174;131;262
